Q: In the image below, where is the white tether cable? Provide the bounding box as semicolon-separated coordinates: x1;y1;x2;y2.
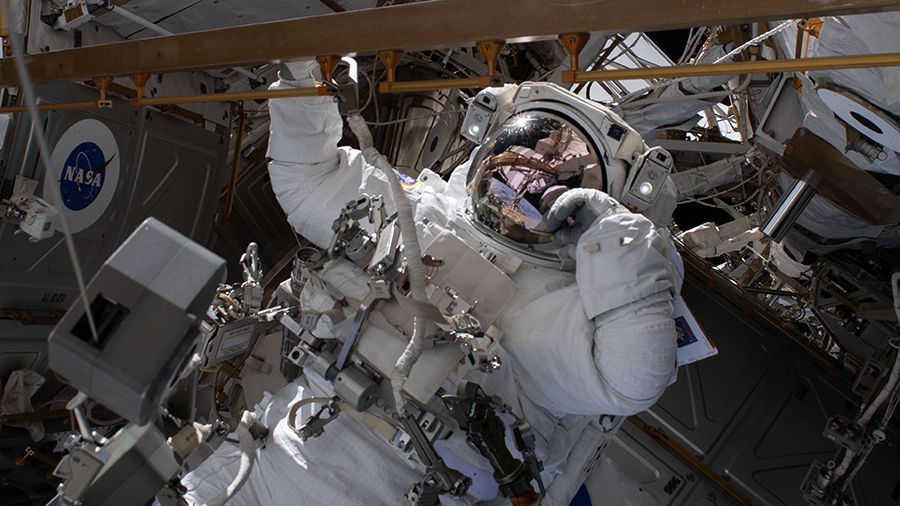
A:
712;20;797;65
834;272;900;482
2;0;99;345
203;411;259;506
346;114;429;411
859;272;900;426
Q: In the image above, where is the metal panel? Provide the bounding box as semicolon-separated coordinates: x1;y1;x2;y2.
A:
0;322;51;386
754;75;805;157
0;81;229;314
386;91;461;177
605;424;695;503
99;0;338;39
720;367;855;506
1;83;141;312
603;271;900;506
645;278;788;457
715;359;900;506
119;120;224;239
211;163;297;281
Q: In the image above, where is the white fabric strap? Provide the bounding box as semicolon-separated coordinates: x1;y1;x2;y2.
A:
390;283;446;323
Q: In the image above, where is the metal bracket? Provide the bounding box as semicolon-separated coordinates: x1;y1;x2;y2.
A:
296;399;341;441
512;420;545;495
335;291;377;370
442;382;537;502
400;410;471;501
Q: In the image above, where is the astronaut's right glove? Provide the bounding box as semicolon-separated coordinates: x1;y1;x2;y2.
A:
542;188;624;246
279;60;321;83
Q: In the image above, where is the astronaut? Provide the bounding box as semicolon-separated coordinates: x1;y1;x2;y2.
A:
182;60;682;506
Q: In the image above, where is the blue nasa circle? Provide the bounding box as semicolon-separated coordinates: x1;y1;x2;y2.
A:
58;141;110;211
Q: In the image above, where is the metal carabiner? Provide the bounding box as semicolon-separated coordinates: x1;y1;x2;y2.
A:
288;397;342;441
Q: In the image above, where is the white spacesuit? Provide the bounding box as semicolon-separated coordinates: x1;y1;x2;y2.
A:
182;61;682;506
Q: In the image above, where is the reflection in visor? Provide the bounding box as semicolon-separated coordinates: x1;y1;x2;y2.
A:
472;116;600;243
485;178;543;231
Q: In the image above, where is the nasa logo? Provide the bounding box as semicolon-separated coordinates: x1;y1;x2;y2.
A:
43;119;120;233
58;142;116;211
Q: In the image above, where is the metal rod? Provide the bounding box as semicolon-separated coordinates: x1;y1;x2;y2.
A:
215;337;262;403
761;179;817;243
232;66;260;81
824;285;861;313
0;101;101;113
5;0;898;86
0;409;69;424
381;76;494;93
107;4;174;37
574;35;623;95
86;79;207;123
133;86;326;105
568;52;900;82
220;158;264;199
0;87;326;115
224;105;247;220
317;0;346;12
745;287;800;297
72;406;95;443
679;252;837;368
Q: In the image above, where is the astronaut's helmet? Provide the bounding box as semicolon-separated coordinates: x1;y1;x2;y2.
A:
465;110;606;247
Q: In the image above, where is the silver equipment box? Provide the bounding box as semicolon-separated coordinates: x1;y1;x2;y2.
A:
48;217;226;425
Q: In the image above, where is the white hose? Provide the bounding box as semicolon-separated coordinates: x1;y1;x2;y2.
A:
203;411;257;506
858;272;900;426
834;449;854;479
64;391;96;443
712;20;796;64
834;272;900;483
346;114;429;411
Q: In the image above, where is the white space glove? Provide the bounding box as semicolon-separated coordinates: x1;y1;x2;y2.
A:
279;60;320;83
542;188;622;245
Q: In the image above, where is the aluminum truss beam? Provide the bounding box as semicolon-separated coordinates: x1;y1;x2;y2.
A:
2;0;900;86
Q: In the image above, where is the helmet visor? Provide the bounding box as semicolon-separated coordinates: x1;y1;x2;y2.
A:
467;111;603;244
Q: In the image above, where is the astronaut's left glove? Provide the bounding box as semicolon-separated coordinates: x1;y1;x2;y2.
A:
542;188;624;246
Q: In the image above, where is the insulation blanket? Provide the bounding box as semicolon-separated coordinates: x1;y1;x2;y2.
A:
0;370;46;442
619;46;734;141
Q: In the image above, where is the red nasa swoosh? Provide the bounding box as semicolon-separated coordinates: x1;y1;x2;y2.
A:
59;154;116;199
